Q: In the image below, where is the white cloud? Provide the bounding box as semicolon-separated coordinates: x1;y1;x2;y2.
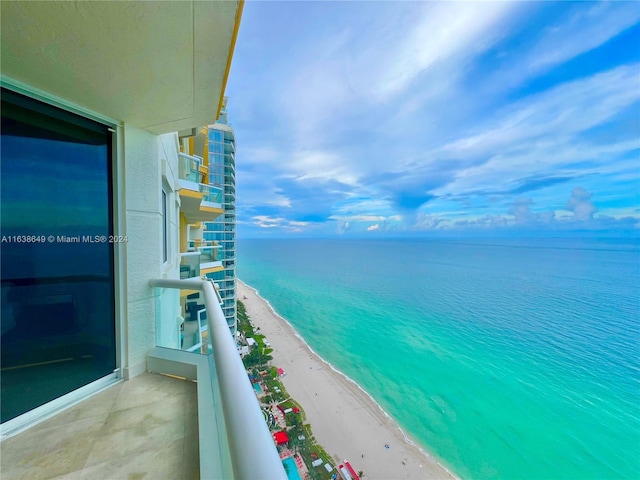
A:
279;2;518;148
250;215;312;232
436;64;640;196
288;150;359;185
364;2;516;99
336;221;350;235
526;3;640;75
252;215;285;228
444;64;639;157
413;213;446;230
333;215;386;223
367;224;379;231
566;187;597;221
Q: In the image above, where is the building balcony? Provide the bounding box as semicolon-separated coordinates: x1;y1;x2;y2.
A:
200;184;223;206
180;252;201;279
183;244;224;277
199;245;223;275
178;155;224;223
1;279;285;480
149;278;286;479
179;152;203;183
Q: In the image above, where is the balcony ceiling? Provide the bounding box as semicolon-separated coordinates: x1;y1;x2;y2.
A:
0;1;241;134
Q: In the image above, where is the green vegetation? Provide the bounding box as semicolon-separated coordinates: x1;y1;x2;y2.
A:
239;301;273;368
285;412;301;427
242;348;273;368
238;299;337;480
237;301;252;336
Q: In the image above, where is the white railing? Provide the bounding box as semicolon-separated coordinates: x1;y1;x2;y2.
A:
148;278;286;480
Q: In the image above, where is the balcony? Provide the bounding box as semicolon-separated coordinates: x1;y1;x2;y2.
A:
178;153;223;223
199;245;223;275
180;252;200;279
0;279;284;480
149;278;286;479
179;152;202;183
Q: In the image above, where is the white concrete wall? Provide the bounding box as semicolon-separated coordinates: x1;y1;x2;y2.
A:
122;125;180;378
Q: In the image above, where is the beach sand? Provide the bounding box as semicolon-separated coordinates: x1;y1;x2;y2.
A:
238;280;456;480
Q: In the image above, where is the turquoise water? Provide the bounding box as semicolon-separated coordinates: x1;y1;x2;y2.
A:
283;457;303;480
238;238;640;479
253;382;263;394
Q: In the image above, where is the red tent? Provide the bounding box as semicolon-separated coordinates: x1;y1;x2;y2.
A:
293;406;300;414
277;368;285;376
273;431;289;445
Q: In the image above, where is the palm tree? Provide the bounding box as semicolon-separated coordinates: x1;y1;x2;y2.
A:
357;471;365;478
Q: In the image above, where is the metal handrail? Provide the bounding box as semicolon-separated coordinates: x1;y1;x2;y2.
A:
148;278;286;480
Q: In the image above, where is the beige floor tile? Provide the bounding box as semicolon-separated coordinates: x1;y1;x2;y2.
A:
77;438;184;480
32;383;121;432
112;374;191;413
83;398;186;466
49;469;82;480
182;425;200;480
1;374;199;480
1;416;103;480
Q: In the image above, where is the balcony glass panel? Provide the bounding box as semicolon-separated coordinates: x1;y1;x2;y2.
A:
200;184;222;204
153;287;211;354
199;245;221;263
178;154;201;182
180;252;200;279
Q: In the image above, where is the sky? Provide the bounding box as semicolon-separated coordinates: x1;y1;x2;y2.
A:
225;1;640;238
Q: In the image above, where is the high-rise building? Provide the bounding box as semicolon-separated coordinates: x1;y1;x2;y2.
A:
0;2;285;478
204;99;237;332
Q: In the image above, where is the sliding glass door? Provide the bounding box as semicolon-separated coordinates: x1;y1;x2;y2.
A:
1;88;116;423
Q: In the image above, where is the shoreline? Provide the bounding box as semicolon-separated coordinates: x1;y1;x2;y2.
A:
238;279;457;480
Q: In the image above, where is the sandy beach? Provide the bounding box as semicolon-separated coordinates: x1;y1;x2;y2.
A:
237;280;456;480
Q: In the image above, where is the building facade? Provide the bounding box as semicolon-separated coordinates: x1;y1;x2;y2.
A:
204;99;237;332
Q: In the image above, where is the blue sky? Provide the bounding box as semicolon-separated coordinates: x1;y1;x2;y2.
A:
226;1;640;238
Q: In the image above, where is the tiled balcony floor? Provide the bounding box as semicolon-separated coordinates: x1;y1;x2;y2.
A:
1;372;199;480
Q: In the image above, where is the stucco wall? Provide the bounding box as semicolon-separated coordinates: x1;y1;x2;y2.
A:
123;125;180;378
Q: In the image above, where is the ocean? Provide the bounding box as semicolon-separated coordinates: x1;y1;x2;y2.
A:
237;238;640;480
